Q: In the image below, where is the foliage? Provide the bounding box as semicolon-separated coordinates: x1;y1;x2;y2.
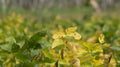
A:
0;13;120;67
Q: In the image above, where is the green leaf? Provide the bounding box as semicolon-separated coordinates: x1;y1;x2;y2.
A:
42;48;54;59
52;39;64;49
15;51;30;62
0;44;12;52
16;61;34;67
11;43;20;52
22;31;46;50
40;57;55;63
28;31;46;44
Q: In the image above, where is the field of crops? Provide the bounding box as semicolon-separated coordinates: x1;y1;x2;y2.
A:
0;10;120;67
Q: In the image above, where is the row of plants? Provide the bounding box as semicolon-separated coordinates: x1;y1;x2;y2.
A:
0;13;120;67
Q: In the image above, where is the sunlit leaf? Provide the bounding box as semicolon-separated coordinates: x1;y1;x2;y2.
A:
98;34;105;44
72;58;80;67
80;56;93;63
52;32;65;39
73;32;81;40
66;26;77;34
92;44;103;53
109;58;116;67
91;58;104;67
52;39;64;48
82;42;93;50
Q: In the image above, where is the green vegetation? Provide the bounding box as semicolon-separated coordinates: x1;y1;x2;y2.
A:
0;6;120;67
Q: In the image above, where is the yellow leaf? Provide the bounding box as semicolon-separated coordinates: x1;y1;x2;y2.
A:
77;48;88;57
80;56;93;63
87;36;97;42
72;58;80;67
66;32;81;40
52;39;64;48
82;42;93;50
81;64;90;67
50;49;55;53
92;59;104;66
109;58;116;67
103;43;110;47
52;32;65;39
66;26;77;34
16;59;20;64
92;44;103;53
73;32;81;40
98;34;105;44
66;32;74;37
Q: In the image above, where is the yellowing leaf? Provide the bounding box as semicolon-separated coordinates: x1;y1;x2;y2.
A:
98;34;105;44
77;48;88;56
72;58;80;67
52;39;64;48
80;56;93;63
66;32;74;37
92;59;104;66
92;44;103;53
52;32;65;39
81;64;90;67
66;27;77;34
50;49;55;53
103;43;110;47
67;32;81;40
73;32;81;40
16;59;20;64
55;54;60;58
87;36;97;42
82;42;93;50
109;58;116;67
